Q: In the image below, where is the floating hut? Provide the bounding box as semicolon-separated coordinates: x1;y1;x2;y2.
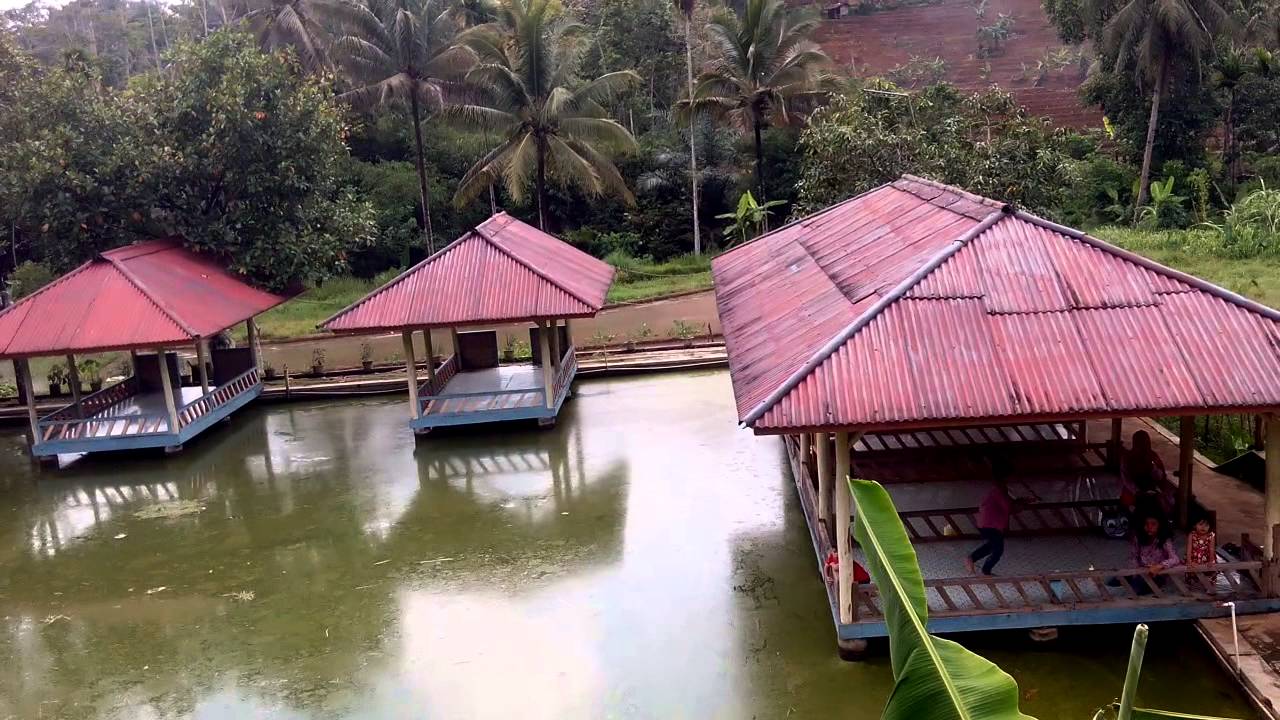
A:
712;175;1280;652
0;240;286;460
321;213;614;432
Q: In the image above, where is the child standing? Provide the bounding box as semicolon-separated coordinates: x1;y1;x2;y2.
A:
1186;514;1216;567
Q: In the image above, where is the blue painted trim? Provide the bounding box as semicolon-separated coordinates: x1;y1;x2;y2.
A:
836;598;1280;640
409;368;574;430
32;383;263;456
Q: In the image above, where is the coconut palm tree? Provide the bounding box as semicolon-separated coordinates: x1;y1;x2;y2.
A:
244;0;330;71
328;0;470;251
687;0;831;201
1096;0;1230;217
1214;46;1248;189
674;0;702;255
446;0;640;230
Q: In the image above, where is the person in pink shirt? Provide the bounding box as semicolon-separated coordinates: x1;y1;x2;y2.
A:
965;458;1022;576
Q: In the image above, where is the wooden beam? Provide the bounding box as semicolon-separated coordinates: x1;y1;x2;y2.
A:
1266;414;1280;562
196;340;210;394
816;432;832;532
1178;416;1195;528
401;330;419;419
538;320;555;409
65;354;82;417
421;329;435;383
157;350;179;433
835;430;853;624
17;358;38;452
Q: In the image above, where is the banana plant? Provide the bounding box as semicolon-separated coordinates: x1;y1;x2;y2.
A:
848;478;1248;720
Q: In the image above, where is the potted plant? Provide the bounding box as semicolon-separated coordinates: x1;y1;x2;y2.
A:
311;348;326;377
360;342;375;372
625;323;653;352
46;363;67;397
502;335;518;362
78;358;103;392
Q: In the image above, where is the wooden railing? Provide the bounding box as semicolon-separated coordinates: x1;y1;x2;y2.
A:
41;377;140;422
177;367;260;428
900;499;1121;542
853;561;1269;621
418;354;459;399
40;411;172;442
552;345;577;399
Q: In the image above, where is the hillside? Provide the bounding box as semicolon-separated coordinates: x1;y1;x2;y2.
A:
800;0;1102;128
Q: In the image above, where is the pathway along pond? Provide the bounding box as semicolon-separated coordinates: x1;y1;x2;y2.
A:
0;370;1258;719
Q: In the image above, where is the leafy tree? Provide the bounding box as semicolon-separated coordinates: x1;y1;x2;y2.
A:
447;0;640;229
795;84;1077;216
1080;0;1230;215
674;0;702;254
328;0;470;252
687;0;831;200
139;31;375;289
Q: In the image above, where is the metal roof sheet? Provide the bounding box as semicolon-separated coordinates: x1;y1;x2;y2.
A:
713;176;1280;432
321;213;615;333
0;240;287;358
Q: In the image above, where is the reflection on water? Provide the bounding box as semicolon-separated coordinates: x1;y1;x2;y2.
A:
0;371;1258;719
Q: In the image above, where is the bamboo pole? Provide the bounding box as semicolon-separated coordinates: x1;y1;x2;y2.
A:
421;328;436;383
17;358;38;452
66;354;82;417
1117;624;1149;720
401;331;419;419
246;318;262;372
196;340;210;394
816;432;832;532
157;350;179;434
549;318;561;369
538;320;555;409
835;430;853;624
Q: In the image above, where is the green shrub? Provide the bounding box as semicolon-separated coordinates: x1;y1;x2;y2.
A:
9;261;55;299
0;382;16;399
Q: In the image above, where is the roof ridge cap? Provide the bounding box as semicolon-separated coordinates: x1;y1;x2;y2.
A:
741;208;1008;427
104;253;199;338
472;224;597;310
898;174;1005;209
1013;211;1280;323
319;231;475;330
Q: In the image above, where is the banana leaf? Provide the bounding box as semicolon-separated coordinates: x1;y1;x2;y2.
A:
1095;705;1247;720
849;478;1038;720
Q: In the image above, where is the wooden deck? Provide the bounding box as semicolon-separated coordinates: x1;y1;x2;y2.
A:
411;348;578;430
33;368;262;456
783;433;1280;641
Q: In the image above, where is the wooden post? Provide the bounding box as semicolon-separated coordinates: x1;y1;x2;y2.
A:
17;358;38;451
450;328;461;365
1179;415;1195;529
421;329;436;383
835;430;853;624
816;432;832;533
549;318;561;368
157;349;179;434
283;365;291;398
538;320;555;409
563;319;572;351
196;340;210;394
246;318;262;372
129;350;139;376
1109;418;1124;469
1265;414;1280;562
401;330;419;419
65;353;82;416
1267;523;1280;597
799;433;811;474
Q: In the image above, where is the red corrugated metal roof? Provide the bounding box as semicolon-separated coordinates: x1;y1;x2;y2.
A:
0;239;287;358
321;213;616;333
713;176;1280;433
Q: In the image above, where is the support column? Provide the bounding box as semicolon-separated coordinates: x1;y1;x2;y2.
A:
549;318;562;368
816;432;832;533
835;430;853;625
17;358;38;452
421;329;436;383
65;354;82;416
563;319;572;352
196;340;210;394
129;350;139;376
1110;418;1124;469
1178;416;1196;528
401;330;420;419
450;327;461;362
538;320;555;409
799;433;811;473
246;318;262;372
1265;414;1280;562
157;349;179;434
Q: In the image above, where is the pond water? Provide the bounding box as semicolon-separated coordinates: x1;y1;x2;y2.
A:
0;370;1257;719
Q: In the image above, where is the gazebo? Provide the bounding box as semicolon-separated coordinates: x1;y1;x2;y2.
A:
0;240;286;460
713;175;1280;652
321;212;614;432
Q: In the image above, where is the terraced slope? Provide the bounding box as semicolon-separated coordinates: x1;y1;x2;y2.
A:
801;0;1102;128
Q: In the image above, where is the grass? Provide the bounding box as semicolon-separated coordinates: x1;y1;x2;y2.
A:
1092;226;1280;308
251;254;715;340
